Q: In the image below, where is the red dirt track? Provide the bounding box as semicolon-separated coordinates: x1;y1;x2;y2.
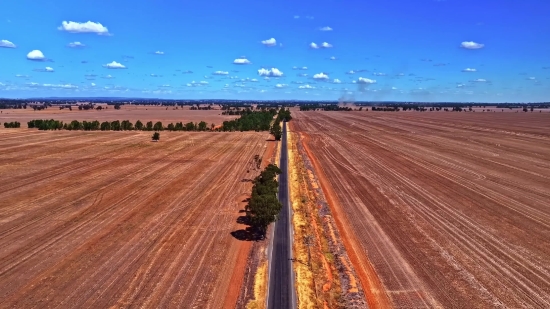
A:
0;130;268;308
293;111;550;308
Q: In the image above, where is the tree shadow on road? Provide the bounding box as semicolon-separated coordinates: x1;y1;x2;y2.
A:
230;214;264;241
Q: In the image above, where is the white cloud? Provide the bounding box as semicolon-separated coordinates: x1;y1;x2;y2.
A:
321;42;333;48
329;56;336;60
233;58;251;65
372;72;386;76
294;15;300;19
358;77;376;84
91;83;96;86
313;72;329;80
299;84;315;89
472;78;487;82
58;21;110;35
310;42;319;49
258;68;283;77
160;84;171;87
275;84;287;88
527;77;536;80
199;81;208;84
332;79;341;84
456;84;465;88
461;41;484;49
346;70;356;74
319;26;333;31
0;39;16;48
27;50;46;61
15;74;30;78
462;68;477;72
67;41;85;48
28;82;78;89
103;61;126;69
213;71;229;75
154;51;164;55
250;78;258;82
392;87;397;90
261;38;277;47
45;67;54;72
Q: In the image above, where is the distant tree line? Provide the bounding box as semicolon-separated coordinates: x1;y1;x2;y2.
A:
27;119;215;131
221;110;277;132
3;121;21;128
245;164;282;238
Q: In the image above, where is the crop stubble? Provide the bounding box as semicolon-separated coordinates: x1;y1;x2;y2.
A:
0;130;268;308
293;111;550;308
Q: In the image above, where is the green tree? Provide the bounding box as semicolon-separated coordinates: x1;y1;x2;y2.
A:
245;164;283;237
135;120;144;130
198;121;208;131
270;122;282;140
146;121;153;131
152;132;160;141
153;121;163;131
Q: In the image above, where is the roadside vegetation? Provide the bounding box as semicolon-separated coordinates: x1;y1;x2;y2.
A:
245;164;282;239
3;121;21;128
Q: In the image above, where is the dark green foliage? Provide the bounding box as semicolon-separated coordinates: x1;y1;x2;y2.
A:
270;122;282;140
198;121;207;131
110;120;121;131
121;120;133;130
114;104;122;110
221;110;276;132
100;121;111;131
152;132;160;141
3;121;21;128
135;120;144;130
153;121;163;131
146;121;153;131
245;164;283;237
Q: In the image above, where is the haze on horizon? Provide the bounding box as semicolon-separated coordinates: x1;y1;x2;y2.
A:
1;0;549;103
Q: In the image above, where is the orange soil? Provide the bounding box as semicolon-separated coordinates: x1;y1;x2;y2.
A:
223;140;276;309
294;111;550;308
299;131;392;309
0;130;269;308
0;106;236;128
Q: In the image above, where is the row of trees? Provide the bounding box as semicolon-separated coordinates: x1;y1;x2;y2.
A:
3;121;21;128
221;110;276;132
245;164;282;238
27;119;211;131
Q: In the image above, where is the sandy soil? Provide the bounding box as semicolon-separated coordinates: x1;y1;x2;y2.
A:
0;105;236;128
293;111;550;308
0;129;269;308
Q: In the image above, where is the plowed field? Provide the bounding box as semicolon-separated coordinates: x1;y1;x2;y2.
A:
293;111;550;308
0;130;268;308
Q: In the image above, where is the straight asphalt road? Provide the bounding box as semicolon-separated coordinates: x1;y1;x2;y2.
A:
268;121;296;309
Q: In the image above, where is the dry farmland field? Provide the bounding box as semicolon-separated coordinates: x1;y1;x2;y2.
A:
0;129;270;308
0;105;235;128
292;111;550;308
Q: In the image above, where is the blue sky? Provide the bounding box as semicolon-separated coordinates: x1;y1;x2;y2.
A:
1;0;549;102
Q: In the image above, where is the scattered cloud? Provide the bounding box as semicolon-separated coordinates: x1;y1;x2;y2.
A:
456;84;465;88
91;83;96;86
275;84;287;88
213;71;229;75
294;15;300;19
472;78;487;82
310;42;319;49
67;41;85;48
261;38;277;47
299;84;315;89
27;50;46;61
28;82;78;89
332;79;341;84
33;67;54;72
45;67;54;72
160;84;171;87
527;77;536;80
0;39;16;48
103;61;126;69
258;68;283;77
462;68;477;72
313;72;329;80
372;72;386;76
102;74;114;79
154;51;164;55
298;73;308;77
321;42;333;48
319;26;333;31
233;58;251;65
346;70;356;74
15;74;30;78
329;56;337;60
461;41;484;49
58;21;110;35
392;87;397;90
358;77;376;84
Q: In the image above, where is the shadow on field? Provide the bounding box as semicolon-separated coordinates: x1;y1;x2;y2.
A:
230;214;263;241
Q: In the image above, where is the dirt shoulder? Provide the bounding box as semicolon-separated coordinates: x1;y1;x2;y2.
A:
290;123;376;308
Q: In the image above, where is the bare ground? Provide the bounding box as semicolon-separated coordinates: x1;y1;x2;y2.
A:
293;111;550;308
0;130;269;308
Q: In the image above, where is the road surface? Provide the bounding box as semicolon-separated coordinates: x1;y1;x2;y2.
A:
268;121;296;309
